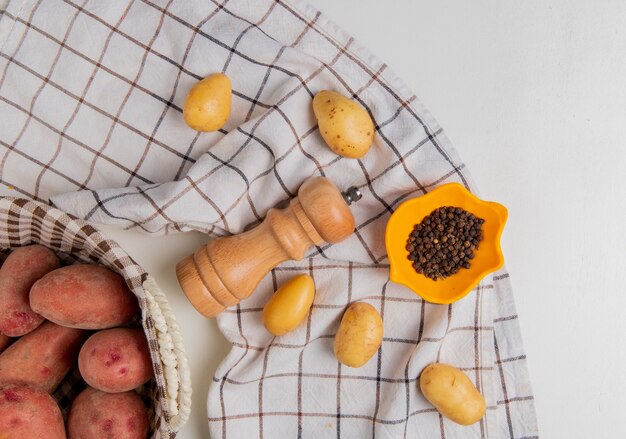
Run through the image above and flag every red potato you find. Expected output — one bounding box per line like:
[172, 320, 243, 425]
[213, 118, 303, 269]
[67, 387, 149, 439]
[0, 245, 60, 336]
[0, 334, 13, 354]
[0, 384, 65, 439]
[79, 328, 153, 393]
[0, 321, 85, 393]
[30, 264, 138, 329]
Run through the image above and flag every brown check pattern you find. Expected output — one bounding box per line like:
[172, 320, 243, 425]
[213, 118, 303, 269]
[0, 0, 537, 437]
[0, 197, 185, 439]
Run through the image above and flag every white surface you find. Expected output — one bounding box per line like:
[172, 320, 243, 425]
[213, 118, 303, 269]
[102, 1, 626, 437]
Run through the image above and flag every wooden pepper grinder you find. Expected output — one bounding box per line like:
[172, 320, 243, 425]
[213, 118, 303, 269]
[176, 177, 362, 317]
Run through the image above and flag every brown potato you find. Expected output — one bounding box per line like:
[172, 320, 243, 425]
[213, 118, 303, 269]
[419, 363, 486, 425]
[67, 387, 149, 439]
[333, 302, 383, 368]
[0, 321, 86, 393]
[79, 328, 153, 393]
[313, 90, 374, 158]
[30, 264, 138, 329]
[0, 245, 59, 336]
[0, 384, 65, 438]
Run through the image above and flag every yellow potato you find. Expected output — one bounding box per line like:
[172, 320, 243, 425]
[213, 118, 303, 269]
[183, 73, 231, 131]
[312, 90, 374, 158]
[419, 363, 486, 425]
[263, 274, 315, 336]
[333, 302, 383, 367]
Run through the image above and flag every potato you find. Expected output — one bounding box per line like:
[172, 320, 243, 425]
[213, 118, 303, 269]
[263, 274, 315, 336]
[183, 72, 232, 131]
[30, 264, 138, 329]
[0, 334, 13, 354]
[79, 328, 152, 393]
[0, 384, 65, 438]
[67, 387, 149, 439]
[419, 363, 486, 425]
[0, 321, 85, 393]
[0, 245, 59, 336]
[333, 302, 383, 368]
[312, 90, 375, 158]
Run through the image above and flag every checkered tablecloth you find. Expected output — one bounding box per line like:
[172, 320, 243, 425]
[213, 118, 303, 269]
[0, 0, 538, 437]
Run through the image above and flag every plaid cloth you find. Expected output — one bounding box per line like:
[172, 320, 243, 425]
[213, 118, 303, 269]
[0, 197, 188, 439]
[0, 0, 538, 438]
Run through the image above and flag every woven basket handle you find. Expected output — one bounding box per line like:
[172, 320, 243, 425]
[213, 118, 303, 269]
[143, 276, 192, 432]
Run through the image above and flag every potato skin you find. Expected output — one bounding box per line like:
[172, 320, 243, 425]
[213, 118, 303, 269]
[263, 274, 315, 336]
[183, 73, 232, 131]
[0, 384, 66, 439]
[30, 264, 138, 329]
[67, 387, 149, 439]
[0, 245, 59, 336]
[313, 90, 374, 158]
[419, 363, 486, 425]
[0, 321, 86, 393]
[333, 302, 383, 368]
[79, 328, 153, 393]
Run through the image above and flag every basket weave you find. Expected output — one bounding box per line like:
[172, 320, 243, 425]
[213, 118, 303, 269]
[0, 197, 191, 438]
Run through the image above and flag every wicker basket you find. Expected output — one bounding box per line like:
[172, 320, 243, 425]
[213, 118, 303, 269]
[0, 197, 191, 438]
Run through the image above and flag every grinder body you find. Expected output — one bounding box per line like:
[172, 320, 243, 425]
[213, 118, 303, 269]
[176, 177, 357, 317]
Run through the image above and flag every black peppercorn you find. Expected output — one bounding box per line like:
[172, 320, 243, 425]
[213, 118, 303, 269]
[405, 206, 484, 281]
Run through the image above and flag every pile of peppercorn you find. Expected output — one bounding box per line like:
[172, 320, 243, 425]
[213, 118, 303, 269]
[406, 206, 484, 281]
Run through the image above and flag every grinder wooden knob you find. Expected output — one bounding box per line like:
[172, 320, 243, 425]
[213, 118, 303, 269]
[176, 177, 361, 317]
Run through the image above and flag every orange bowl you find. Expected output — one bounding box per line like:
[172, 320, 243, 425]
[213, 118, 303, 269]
[385, 183, 507, 304]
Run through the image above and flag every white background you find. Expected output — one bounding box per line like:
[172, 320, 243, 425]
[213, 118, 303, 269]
[101, 1, 626, 438]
